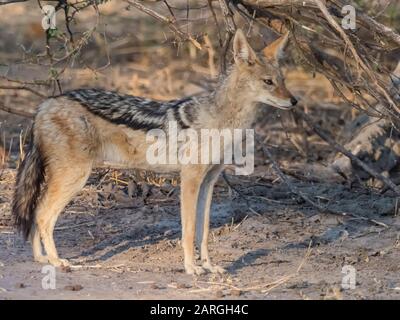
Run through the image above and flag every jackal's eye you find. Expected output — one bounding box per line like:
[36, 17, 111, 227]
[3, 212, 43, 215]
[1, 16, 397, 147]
[263, 79, 274, 85]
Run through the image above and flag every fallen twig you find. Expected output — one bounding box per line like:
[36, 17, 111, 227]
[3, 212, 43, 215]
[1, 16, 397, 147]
[257, 135, 335, 213]
[194, 240, 313, 294]
[256, 134, 390, 228]
[54, 221, 95, 231]
[222, 171, 261, 216]
[296, 108, 400, 196]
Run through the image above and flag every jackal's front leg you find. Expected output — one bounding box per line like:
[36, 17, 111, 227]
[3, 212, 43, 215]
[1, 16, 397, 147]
[180, 165, 207, 275]
[197, 166, 225, 274]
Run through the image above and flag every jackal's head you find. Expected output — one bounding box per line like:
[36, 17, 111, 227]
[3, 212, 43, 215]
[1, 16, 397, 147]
[232, 29, 297, 110]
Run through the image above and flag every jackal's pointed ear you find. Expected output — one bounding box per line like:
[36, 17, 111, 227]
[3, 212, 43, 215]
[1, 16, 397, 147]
[263, 32, 290, 63]
[233, 29, 257, 66]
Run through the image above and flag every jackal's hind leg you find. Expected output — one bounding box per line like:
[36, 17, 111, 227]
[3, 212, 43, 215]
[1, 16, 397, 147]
[35, 163, 91, 267]
[30, 223, 48, 263]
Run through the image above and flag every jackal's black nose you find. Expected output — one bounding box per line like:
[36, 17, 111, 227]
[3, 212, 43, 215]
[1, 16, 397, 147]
[291, 97, 298, 106]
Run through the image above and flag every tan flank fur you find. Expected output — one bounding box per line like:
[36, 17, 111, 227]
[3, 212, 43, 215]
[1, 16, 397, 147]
[12, 29, 297, 275]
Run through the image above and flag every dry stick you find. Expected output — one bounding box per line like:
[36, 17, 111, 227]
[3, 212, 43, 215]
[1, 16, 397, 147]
[0, 0, 28, 4]
[256, 135, 389, 228]
[219, 32, 233, 74]
[0, 102, 34, 118]
[240, 0, 400, 116]
[357, 9, 400, 46]
[314, 0, 400, 114]
[222, 171, 261, 216]
[242, 0, 317, 7]
[218, 0, 236, 34]
[203, 35, 217, 77]
[242, 0, 400, 49]
[314, 0, 364, 77]
[217, 0, 236, 74]
[256, 135, 332, 213]
[194, 240, 313, 294]
[125, 0, 202, 50]
[207, 0, 223, 47]
[0, 86, 46, 98]
[296, 109, 400, 196]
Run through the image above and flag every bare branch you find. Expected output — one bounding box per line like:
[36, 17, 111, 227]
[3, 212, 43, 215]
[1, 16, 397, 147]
[0, 102, 34, 118]
[257, 134, 391, 227]
[0, 85, 47, 98]
[296, 108, 400, 196]
[242, 0, 317, 9]
[218, 0, 236, 34]
[358, 10, 400, 46]
[125, 0, 202, 49]
[313, 0, 400, 115]
[0, 0, 28, 5]
[257, 135, 330, 213]
[236, 0, 400, 127]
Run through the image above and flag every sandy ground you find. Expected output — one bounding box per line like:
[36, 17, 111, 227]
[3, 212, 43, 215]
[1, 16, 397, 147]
[1, 1, 400, 301]
[1, 167, 400, 300]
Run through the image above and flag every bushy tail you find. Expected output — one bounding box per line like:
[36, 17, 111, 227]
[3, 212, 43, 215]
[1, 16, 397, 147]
[12, 134, 45, 239]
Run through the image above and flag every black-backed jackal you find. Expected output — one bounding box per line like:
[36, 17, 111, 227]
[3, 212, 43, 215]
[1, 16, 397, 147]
[12, 29, 297, 275]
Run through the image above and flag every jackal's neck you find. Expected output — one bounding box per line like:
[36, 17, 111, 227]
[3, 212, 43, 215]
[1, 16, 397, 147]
[210, 69, 258, 128]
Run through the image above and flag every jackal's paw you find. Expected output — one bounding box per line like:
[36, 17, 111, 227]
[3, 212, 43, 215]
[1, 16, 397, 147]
[185, 264, 206, 276]
[202, 262, 226, 274]
[48, 258, 71, 268]
[34, 255, 49, 264]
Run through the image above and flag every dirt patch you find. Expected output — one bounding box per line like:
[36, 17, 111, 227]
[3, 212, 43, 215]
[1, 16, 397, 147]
[1, 168, 400, 300]
[1, 2, 400, 300]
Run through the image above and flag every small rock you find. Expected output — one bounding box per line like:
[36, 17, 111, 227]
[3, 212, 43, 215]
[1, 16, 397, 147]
[15, 283, 26, 289]
[288, 281, 309, 289]
[141, 183, 150, 197]
[177, 283, 191, 289]
[160, 182, 173, 192]
[215, 290, 224, 298]
[309, 214, 321, 223]
[230, 289, 242, 297]
[150, 283, 159, 289]
[164, 229, 173, 236]
[61, 265, 72, 273]
[127, 180, 138, 198]
[64, 284, 83, 291]
[150, 283, 166, 290]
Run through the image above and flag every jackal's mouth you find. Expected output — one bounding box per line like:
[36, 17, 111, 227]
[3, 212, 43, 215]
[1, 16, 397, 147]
[266, 96, 298, 110]
[265, 102, 294, 110]
[261, 98, 297, 110]
[274, 104, 295, 110]
[269, 98, 298, 110]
